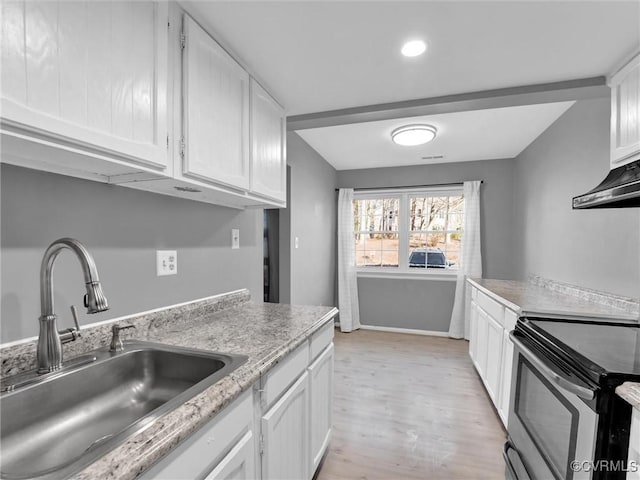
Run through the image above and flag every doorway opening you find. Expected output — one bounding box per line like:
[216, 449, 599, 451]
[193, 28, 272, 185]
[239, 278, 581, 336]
[263, 209, 280, 303]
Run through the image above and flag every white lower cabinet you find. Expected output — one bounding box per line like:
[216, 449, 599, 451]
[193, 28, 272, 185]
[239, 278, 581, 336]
[484, 311, 504, 402]
[205, 431, 255, 480]
[141, 322, 335, 480]
[467, 281, 517, 428]
[261, 372, 310, 480]
[308, 344, 334, 474]
[628, 408, 640, 480]
[140, 389, 255, 480]
[474, 305, 489, 378]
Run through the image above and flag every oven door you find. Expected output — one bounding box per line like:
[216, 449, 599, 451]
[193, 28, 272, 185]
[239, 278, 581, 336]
[507, 332, 599, 480]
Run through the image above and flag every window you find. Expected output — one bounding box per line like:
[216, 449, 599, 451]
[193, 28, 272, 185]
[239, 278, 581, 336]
[353, 188, 464, 274]
[354, 197, 400, 267]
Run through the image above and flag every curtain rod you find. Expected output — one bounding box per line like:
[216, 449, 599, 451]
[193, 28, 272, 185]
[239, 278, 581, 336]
[334, 181, 483, 192]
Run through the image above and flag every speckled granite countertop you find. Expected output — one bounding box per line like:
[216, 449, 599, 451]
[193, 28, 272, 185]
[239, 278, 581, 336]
[616, 382, 640, 410]
[468, 277, 639, 321]
[0, 289, 338, 480]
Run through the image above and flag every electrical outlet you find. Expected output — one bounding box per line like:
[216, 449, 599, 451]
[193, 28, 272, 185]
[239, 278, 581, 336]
[157, 250, 177, 276]
[232, 229, 240, 249]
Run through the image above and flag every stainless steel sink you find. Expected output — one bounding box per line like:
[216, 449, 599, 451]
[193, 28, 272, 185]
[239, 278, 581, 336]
[0, 341, 247, 480]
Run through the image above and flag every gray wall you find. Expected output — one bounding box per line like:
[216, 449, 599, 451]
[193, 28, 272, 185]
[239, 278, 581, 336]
[1, 164, 263, 343]
[281, 133, 338, 307]
[337, 158, 516, 331]
[357, 277, 455, 331]
[512, 98, 640, 299]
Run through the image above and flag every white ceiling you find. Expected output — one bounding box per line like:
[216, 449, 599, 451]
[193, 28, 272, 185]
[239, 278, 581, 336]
[184, 1, 640, 169]
[296, 102, 575, 170]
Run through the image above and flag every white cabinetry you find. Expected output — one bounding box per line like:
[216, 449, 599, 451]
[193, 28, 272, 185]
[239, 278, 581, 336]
[609, 53, 640, 168]
[258, 321, 334, 480]
[205, 431, 255, 480]
[308, 344, 334, 473]
[1, 1, 169, 179]
[467, 282, 518, 428]
[484, 311, 504, 401]
[498, 309, 518, 425]
[1, 3, 287, 209]
[138, 319, 336, 480]
[261, 372, 310, 480]
[140, 389, 255, 480]
[628, 408, 640, 480]
[120, 10, 287, 209]
[250, 79, 286, 203]
[182, 15, 250, 191]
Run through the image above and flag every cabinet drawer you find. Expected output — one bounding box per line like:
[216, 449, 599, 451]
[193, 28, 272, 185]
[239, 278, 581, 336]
[310, 322, 334, 361]
[260, 341, 310, 409]
[504, 308, 518, 332]
[141, 389, 253, 480]
[477, 291, 505, 327]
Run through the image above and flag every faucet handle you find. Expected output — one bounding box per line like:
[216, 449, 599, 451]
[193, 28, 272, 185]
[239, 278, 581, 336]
[70, 305, 81, 335]
[58, 305, 82, 344]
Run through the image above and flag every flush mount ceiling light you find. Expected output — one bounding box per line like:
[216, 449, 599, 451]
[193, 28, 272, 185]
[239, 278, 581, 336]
[391, 124, 437, 146]
[401, 40, 427, 57]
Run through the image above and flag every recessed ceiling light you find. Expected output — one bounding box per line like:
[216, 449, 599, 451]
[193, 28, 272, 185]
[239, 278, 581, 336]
[391, 124, 437, 146]
[401, 40, 427, 57]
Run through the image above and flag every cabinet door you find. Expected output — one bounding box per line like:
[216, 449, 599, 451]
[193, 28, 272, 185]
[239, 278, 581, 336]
[0, 1, 168, 170]
[610, 53, 640, 167]
[250, 79, 286, 203]
[497, 329, 514, 427]
[628, 409, 640, 480]
[475, 307, 489, 377]
[204, 431, 255, 480]
[468, 299, 479, 364]
[484, 312, 504, 403]
[261, 371, 309, 480]
[182, 15, 250, 190]
[308, 344, 333, 477]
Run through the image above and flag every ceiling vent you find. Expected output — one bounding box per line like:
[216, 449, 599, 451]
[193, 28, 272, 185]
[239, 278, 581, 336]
[421, 155, 445, 160]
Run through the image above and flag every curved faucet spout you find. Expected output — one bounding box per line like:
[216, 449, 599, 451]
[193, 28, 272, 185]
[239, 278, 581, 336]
[40, 238, 109, 317]
[37, 238, 109, 374]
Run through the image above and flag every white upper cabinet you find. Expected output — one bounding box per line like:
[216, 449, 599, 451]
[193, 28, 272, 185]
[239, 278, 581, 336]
[609, 52, 640, 168]
[250, 79, 286, 203]
[1, 1, 169, 174]
[182, 14, 250, 191]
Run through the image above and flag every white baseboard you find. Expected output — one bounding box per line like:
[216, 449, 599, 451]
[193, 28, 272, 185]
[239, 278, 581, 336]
[359, 324, 450, 337]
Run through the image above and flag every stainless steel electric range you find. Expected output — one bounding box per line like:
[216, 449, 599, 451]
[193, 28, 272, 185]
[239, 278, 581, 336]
[504, 316, 640, 480]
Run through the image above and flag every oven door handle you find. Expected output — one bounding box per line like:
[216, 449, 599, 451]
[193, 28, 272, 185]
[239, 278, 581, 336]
[510, 332, 596, 401]
[503, 441, 532, 480]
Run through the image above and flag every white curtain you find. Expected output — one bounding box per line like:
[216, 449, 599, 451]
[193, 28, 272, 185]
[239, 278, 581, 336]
[448, 180, 482, 339]
[337, 188, 361, 332]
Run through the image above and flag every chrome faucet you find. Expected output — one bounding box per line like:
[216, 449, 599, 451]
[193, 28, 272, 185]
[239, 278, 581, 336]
[37, 238, 109, 374]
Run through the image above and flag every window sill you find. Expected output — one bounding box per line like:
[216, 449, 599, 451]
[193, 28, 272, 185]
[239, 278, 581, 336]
[356, 269, 458, 281]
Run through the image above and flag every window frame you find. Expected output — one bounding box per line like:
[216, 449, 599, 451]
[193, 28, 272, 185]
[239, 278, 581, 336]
[353, 186, 463, 279]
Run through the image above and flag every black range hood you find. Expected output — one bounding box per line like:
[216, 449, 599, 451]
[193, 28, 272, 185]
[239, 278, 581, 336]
[573, 158, 640, 209]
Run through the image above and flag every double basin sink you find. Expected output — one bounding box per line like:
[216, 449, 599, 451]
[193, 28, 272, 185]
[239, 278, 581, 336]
[0, 341, 247, 479]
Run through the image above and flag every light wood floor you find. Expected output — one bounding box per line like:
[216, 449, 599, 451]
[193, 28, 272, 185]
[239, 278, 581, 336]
[316, 329, 507, 480]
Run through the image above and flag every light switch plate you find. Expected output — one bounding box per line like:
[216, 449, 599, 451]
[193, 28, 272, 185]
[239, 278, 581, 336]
[232, 229, 240, 249]
[157, 250, 177, 276]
